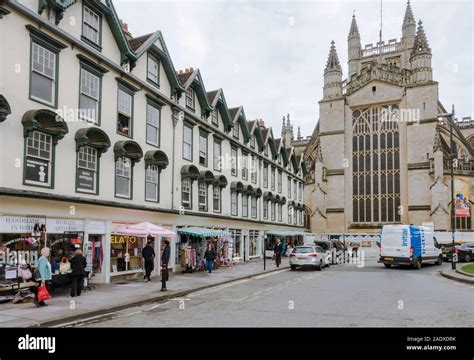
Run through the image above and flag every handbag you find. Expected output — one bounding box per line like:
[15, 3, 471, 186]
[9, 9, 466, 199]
[19, 268, 32, 281]
[37, 284, 51, 302]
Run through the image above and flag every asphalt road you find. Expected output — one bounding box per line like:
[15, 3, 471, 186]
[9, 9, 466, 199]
[82, 259, 473, 327]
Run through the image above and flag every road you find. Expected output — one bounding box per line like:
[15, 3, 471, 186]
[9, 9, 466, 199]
[81, 259, 473, 327]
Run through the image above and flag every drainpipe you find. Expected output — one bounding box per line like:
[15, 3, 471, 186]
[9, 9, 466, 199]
[171, 107, 181, 211]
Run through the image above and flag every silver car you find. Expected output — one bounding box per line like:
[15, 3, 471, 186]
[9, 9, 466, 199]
[289, 245, 326, 271]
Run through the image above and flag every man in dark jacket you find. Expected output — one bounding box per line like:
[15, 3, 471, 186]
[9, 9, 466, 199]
[161, 240, 171, 291]
[204, 243, 217, 275]
[70, 249, 87, 297]
[142, 238, 156, 282]
[274, 239, 283, 267]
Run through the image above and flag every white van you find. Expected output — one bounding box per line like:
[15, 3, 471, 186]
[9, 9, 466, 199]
[379, 225, 443, 269]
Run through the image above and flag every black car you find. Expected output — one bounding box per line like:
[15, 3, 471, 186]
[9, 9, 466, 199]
[441, 242, 474, 262]
[455, 242, 474, 263]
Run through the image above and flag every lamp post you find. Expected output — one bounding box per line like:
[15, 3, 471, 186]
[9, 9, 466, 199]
[437, 105, 457, 270]
[263, 234, 267, 270]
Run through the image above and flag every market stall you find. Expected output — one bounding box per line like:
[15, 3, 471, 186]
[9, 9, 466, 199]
[176, 227, 233, 272]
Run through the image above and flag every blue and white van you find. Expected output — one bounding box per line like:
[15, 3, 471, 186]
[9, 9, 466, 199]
[379, 225, 443, 269]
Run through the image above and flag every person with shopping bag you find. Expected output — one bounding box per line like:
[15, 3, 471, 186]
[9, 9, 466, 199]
[32, 247, 52, 307]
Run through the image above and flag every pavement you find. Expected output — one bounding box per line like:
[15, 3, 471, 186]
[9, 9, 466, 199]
[0, 258, 289, 327]
[83, 258, 474, 328]
[440, 266, 474, 285]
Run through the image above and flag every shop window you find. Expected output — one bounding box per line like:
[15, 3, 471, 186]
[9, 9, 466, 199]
[249, 230, 259, 257]
[115, 157, 132, 198]
[25, 131, 53, 187]
[76, 145, 98, 194]
[198, 181, 208, 211]
[117, 87, 133, 137]
[213, 186, 221, 213]
[231, 191, 238, 215]
[110, 234, 144, 273]
[146, 102, 160, 147]
[145, 165, 160, 202]
[182, 178, 192, 209]
[30, 42, 57, 107]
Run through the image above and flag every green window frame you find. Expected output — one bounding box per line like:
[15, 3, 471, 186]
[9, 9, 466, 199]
[183, 122, 193, 161]
[199, 130, 208, 167]
[231, 190, 238, 216]
[185, 87, 195, 110]
[213, 186, 222, 213]
[116, 81, 136, 138]
[23, 130, 55, 189]
[78, 56, 107, 125]
[76, 145, 99, 195]
[181, 177, 192, 209]
[146, 101, 161, 147]
[145, 164, 160, 203]
[115, 156, 133, 199]
[146, 52, 160, 87]
[213, 138, 222, 172]
[231, 147, 238, 176]
[81, 4, 102, 51]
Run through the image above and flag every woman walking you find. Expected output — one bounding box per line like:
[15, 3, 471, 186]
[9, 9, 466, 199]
[204, 243, 216, 275]
[32, 247, 52, 307]
[70, 249, 87, 297]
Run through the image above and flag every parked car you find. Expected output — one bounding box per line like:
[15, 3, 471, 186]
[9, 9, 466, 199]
[313, 240, 334, 265]
[379, 225, 443, 269]
[290, 245, 326, 271]
[440, 242, 464, 262]
[442, 242, 474, 263]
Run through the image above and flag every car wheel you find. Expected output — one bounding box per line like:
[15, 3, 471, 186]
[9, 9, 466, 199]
[436, 255, 443, 265]
[464, 254, 471, 263]
[413, 258, 421, 270]
[384, 263, 391, 269]
[290, 265, 296, 271]
[316, 261, 323, 271]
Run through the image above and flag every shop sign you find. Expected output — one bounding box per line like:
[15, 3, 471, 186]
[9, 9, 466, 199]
[87, 221, 106, 234]
[46, 219, 85, 233]
[25, 157, 49, 184]
[110, 235, 137, 244]
[77, 168, 95, 192]
[0, 216, 45, 233]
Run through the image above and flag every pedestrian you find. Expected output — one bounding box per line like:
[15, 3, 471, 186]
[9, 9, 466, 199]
[161, 240, 171, 292]
[204, 243, 216, 275]
[274, 239, 282, 267]
[70, 249, 87, 297]
[32, 247, 52, 307]
[142, 237, 155, 282]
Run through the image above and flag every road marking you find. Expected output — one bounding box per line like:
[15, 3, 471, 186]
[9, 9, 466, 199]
[191, 279, 251, 297]
[147, 301, 170, 310]
[117, 310, 143, 318]
[252, 269, 289, 279]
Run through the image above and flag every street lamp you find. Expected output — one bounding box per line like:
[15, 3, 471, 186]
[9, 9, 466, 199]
[437, 105, 457, 270]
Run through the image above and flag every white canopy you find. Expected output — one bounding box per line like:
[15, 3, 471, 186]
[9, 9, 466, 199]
[113, 222, 175, 237]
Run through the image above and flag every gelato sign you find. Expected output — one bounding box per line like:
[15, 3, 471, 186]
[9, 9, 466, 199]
[0, 216, 45, 233]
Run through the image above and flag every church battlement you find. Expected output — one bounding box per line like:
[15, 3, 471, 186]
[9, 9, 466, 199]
[362, 39, 400, 57]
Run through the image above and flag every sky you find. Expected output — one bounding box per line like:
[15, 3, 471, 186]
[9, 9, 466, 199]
[114, 0, 473, 139]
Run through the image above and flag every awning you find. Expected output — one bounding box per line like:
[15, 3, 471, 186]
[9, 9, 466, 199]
[177, 227, 233, 238]
[230, 181, 244, 193]
[0, 95, 11, 122]
[266, 230, 309, 237]
[181, 165, 200, 180]
[75, 127, 111, 155]
[113, 140, 143, 164]
[113, 222, 175, 237]
[213, 174, 228, 188]
[263, 191, 273, 201]
[22, 109, 68, 142]
[255, 188, 263, 198]
[280, 196, 287, 205]
[243, 184, 255, 196]
[274, 194, 281, 204]
[144, 150, 169, 169]
[199, 170, 215, 184]
[288, 200, 296, 208]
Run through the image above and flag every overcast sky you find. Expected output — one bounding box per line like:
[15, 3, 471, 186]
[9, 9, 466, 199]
[115, 0, 473, 138]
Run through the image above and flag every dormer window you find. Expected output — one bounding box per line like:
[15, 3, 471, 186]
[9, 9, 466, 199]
[233, 123, 239, 139]
[186, 88, 194, 109]
[211, 109, 218, 126]
[147, 54, 159, 86]
[250, 136, 255, 148]
[264, 145, 268, 156]
[82, 6, 101, 49]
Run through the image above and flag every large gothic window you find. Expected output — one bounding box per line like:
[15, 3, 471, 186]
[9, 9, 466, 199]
[352, 105, 401, 223]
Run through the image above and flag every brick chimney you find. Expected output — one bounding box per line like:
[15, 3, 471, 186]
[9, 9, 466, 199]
[258, 119, 265, 127]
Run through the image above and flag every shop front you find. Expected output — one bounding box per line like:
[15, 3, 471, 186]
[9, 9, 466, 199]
[176, 227, 233, 272]
[265, 230, 308, 257]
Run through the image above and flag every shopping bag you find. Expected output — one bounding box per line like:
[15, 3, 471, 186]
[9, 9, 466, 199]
[37, 284, 51, 302]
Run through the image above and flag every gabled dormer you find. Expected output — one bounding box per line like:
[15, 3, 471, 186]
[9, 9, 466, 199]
[177, 68, 212, 119]
[262, 127, 277, 160]
[130, 30, 184, 98]
[229, 107, 250, 144]
[207, 89, 233, 132]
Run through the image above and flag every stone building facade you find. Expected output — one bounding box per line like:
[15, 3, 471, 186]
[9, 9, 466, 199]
[304, 1, 474, 237]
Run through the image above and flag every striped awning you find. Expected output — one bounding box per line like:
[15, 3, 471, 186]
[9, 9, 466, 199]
[177, 227, 233, 238]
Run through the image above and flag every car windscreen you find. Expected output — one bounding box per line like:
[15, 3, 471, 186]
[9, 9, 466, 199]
[294, 247, 314, 254]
